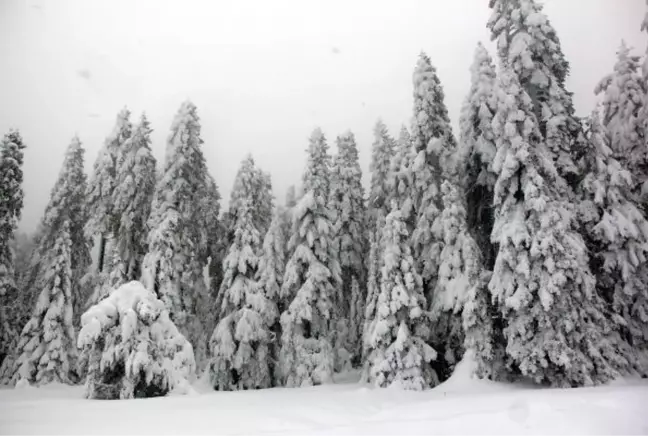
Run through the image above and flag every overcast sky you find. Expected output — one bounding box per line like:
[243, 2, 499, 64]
[0, 0, 646, 233]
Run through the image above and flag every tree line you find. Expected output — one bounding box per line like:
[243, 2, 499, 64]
[0, 0, 647, 392]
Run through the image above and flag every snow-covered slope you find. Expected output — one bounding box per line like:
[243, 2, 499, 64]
[1, 357, 647, 435]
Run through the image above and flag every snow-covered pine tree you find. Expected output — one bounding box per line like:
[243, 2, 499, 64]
[280, 128, 341, 387]
[363, 125, 414, 361]
[364, 203, 437, 390]
[0, 130, 26, 368]
[201, 176, 223, 350]
[64, 138, 92, 321]
[329, 131, 366, 367]
[409, 53, 457, 302]
[594, 42, 648, 204]
[488, 0, 585, 190]
[427, 181, 483, 379]
[579, 111, 648, 374]
[459, 42, 499, 270]
[489, 68, 620, 387]
[86, 108, 132, 275]
[111, 113, 157, 285]
[0, 130, 26, 296]
[368, 120, 395, 233]
[9, 220, 77, 386]
[78, 281, 195, 399]
[280, 185, 297, 260]
[362, 122, 396, 360]
[228, 159, 275, 242]
[256, 208, 287, 385]
[141, 101, 211, 371]
[209, 156, 276, 391]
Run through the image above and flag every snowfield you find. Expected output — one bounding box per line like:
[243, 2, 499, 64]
[1, 359, 647, 435]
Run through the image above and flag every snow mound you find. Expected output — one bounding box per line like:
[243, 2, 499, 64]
[434, 349, 505, 395]
[77, 281, 196, 400]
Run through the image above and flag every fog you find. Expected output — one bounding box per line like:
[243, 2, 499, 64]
[0, 0, 645, 233]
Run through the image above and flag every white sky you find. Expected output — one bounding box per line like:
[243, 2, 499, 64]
[1, 0, 646, 233]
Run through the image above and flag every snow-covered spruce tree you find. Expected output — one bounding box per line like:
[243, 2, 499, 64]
[489, 68, 620, 387]
[110, 113, 157, 285]
[361, 213, 384, 363]
[459, 42, 499, 270]
[141, 101, 211, 371]
[488, 0, 585, 190]
[364, 125, 414, 361]
[209, 156, 277, 391]
[256, 209, 287, 385]
[86, 108, 132, 275]
[280, 186, 297, 260]
[409, 53, 457, 301]
[0, 130, 26, 297]
[595, 42, 647, 203]
[200, 176, 223, 350]
[8, 221, 77, 386]
[0, 130, 26, 368]
[427, 181, 484, 380]
[279, 128, 341, 387]
[367, 120, 395, 233]
[329, 131, 366, 367]
[364, 203, 438, 390]
[228, 158, 274, 241]
[78, 281, 195, 399]
[579, 111, 648, 374]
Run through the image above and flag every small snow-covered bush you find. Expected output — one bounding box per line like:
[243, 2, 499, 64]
[77, 281, 195, 400]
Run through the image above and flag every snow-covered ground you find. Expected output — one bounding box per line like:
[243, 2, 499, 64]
[1, 358, 647, 435]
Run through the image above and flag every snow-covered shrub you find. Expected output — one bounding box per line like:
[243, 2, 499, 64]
[77, 281, 195, 399]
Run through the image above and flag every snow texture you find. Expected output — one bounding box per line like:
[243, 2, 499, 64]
[1, 366, 648, 434]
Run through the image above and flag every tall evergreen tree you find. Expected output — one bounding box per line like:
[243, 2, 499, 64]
[8, 222, 76, 386]
[202, 176, 223, 346]
[364, 125, 413, 360]
[363, 204, 438, 390]
[488, 0, 584, 189]
[0, 130, 25, 296]
[409, 53, 457, 301]
[329, 131, 366, 367]
[594, 42, 647, 203]
[57, 137, 91, 323]
[1, 137, 89, 385]
[86, 108, 132, 274]
[141, 100, 211, 370]
[489, 68, 619, 387]
[110, 113, 157, 285]
[459, 42, 498, 270]
[367, 120, 395, 232]
[429, 181, 483, 379]
[279, 128, 341, 387]
[0, 130, 26, 368]
[580, 111, 648, 374]
[209, 156, 276, 390]
[256, 209, 287, 385]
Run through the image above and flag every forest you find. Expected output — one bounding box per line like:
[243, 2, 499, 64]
[0, 0, 648, 400]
